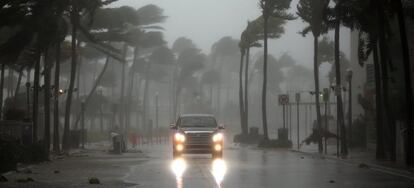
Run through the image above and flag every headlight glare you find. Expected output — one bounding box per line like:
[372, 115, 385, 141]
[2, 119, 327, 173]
[212, 133, 223, 142]
[174, 133, 186, 142]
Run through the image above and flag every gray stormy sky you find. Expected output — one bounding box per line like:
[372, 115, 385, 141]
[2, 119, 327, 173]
[109, 0, 351, 69]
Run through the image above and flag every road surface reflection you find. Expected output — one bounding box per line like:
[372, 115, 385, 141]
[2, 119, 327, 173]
[171, 158, 187, 188]
[170, 157, 227, 188]
[211, 159, 227, 186]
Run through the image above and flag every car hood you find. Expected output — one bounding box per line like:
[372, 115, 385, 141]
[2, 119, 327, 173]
[179, 127, 217, 134]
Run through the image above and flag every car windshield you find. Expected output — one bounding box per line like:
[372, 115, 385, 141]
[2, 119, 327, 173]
[179, 116, 217, 128]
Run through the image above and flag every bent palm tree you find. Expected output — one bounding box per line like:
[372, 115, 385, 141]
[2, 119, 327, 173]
[297, 0, 329, 153]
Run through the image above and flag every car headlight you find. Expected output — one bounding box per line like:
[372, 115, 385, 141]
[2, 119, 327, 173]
[174, 133, 186, 142]
[212, 133, 223, 142]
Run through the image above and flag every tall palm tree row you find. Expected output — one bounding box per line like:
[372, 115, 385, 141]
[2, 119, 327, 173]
[0, 1, 175, 152]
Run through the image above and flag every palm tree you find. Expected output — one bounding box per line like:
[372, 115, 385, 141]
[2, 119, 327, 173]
[326, 0, 356, 156]
[240, 20, 263, 137]
[353, 0, 386, 159]
[210, 37, 239, 117]
[201, 69, 221, 109]
[297, 0, 329, 153]
[174, 47, 206, 117]
[238, 39, 247, 136]
[171, 37, 198, 119]
[259, 0, 293, 141]
[0, 64, 5, 120]
[63, 1, 81, 150]
[393, 0, 413, 166]
[238, 19, 267, 137]
[63, 0, 120, 150]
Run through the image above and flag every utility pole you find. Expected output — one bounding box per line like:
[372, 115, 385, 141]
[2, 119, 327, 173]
[296, 93, 300, 149]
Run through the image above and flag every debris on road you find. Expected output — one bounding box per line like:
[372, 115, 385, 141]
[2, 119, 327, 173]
[16, 177, 34, 183]
[88, 177, 100, 184]
[358, 163, 369, 169]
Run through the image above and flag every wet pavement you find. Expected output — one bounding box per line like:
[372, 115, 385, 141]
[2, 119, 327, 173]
[125, 144, 414, 188]
[2, 143, 414, 188]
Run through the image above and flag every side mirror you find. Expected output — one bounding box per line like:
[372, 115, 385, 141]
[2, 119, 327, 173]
[170, 123, 177, 129]
[218, 124, 225, 130]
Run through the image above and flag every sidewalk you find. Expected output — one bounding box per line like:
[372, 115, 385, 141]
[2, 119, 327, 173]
[292, 144, 414, 180]
[0, 142, 149, 188]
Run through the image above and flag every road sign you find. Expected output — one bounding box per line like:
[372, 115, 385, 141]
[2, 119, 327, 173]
[279, 94, 289, 105]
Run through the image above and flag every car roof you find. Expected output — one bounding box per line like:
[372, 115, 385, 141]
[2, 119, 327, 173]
[179, 114, 215, 118]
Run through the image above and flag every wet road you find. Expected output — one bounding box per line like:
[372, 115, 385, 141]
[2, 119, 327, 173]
[124, 144, 414, 188]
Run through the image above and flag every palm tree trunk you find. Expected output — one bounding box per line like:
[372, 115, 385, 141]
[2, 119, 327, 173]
[395, 0, 413, 166]
[262, 17, 269, 141]
[8, 68, 13, 98]
[33, 54, 41, 144]
[53, 42, 61, 153]
[0, 64, 5, 120]
[120, 44, 127, 140]
[73, 56, 110, 128]
[74, 44, 81, 130]
[142, 62, 151, 133]
[126, 46, 139, 135]
[13, 68, 24, 102]
[244, 47, 250, 134]
[334, 21, 347, 156]
[135, 77, 142, 129]
[377, 2, 396, 160]
[314, 36, 323, 153]
[44, 49, 52, 152]
[63, 7, 79, 150]
[239, 50, 246, 136]
[372, 39, 386, 159]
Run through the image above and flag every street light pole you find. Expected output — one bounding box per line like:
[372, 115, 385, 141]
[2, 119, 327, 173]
[155, 92, 159, 143]
[81, 102, 85, 149]
[347, 69, 353, 149]
[296, 93, 300, 149]
[323, 88, 329, 155]
[289, 101, 292, 140]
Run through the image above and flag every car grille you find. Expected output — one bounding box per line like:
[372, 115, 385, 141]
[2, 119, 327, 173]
[185, 132, 212, 145]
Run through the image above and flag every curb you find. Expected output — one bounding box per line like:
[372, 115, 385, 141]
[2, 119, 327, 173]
[290, 149, 414, 180]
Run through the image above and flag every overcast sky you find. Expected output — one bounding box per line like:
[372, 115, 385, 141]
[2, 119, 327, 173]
[109, 0, 351, 69]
